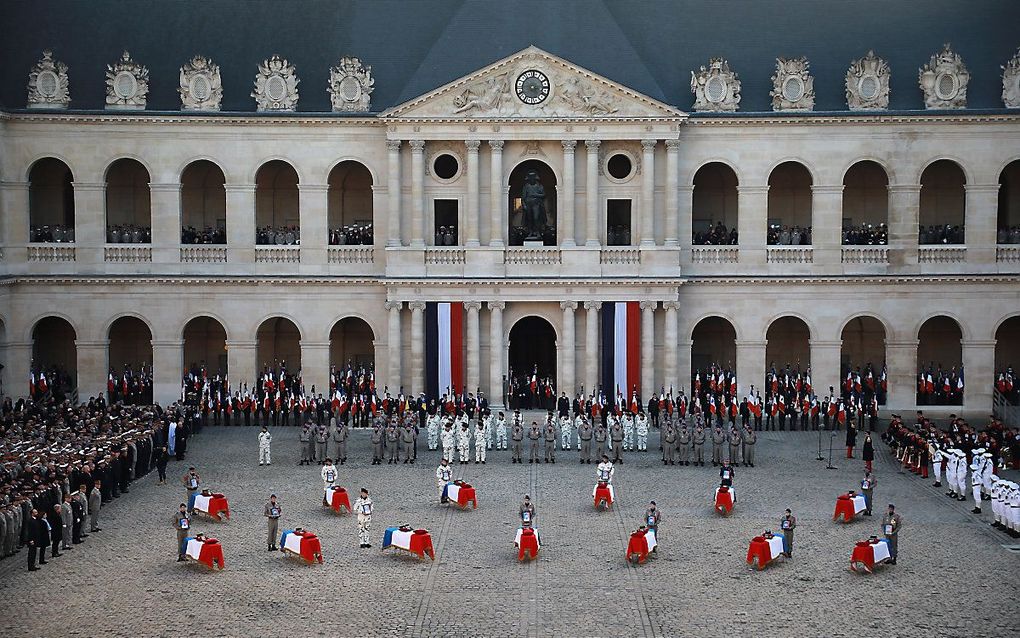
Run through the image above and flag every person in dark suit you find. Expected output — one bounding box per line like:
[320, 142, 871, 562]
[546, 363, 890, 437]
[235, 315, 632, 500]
[557, 392, 570, 418]
[155, 446, 169, 484]
[48, 504, 64, 558]
[27, 509, 46, 571]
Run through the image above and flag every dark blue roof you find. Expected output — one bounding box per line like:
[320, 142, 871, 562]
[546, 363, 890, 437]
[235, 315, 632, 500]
[1, 0, 1015, 113]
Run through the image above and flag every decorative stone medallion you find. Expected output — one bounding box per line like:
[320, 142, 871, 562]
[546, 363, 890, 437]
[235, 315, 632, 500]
[328, 56, 374, 112]
[105, 51, 149, 110]
[846, 50, 890, 111]
[179, 55, 223, 111]
[690, 58, 741, 112]
[27, 50, 70, 109]
[252, 55, 300, 111]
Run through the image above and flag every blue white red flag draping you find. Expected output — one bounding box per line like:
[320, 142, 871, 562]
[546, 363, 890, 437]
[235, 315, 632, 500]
[601, 302, 641, 404]
[425, 302, 465, 400]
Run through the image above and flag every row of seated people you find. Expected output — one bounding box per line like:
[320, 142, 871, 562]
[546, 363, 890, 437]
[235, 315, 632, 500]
[181, 226, 226, 244]
[919, 224, 964, 245]
[996, 226, 1020, 244]
[106, 225, 151, 244]
[842, 223, 888, 245]
[329, 224, 373, 246]
[256, 226, 300, 245]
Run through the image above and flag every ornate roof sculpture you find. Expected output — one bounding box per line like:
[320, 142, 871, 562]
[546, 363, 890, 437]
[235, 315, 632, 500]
[690, 58, 741, 112]
[26, 50, 70, 109]
[1002, 48, 1020, 109]
[252, 55, 300, 111]
[770, 57, 814, 111]
[105, 50, 149, 110]
[846, 50, 890, 111]
[179, 56, 223, 111]
[918, 43, 969, 109]
[328, 56, 374, 112]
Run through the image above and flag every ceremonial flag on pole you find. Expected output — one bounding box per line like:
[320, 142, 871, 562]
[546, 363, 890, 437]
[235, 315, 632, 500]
[424, 302, 465, 400]
[600, 302, 640, 401]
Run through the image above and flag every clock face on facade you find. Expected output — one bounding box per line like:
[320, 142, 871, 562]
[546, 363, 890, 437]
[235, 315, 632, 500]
[515, 69, 550, 105]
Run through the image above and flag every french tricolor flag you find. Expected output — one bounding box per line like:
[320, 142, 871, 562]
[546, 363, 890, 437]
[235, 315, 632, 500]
[425, 302, 465, 400]
[601, 302, 641, 400]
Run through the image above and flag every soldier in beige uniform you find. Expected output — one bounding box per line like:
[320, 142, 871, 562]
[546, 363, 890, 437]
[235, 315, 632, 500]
[174, 504, 191, 561]
[264, 495, 281, 551]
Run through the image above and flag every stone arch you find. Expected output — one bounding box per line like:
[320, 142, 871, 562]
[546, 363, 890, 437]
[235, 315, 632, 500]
[32, 316, 78, 384]
[997, 159, 1020, 237]
[690, 315, 737, 373]
[916, 315, 964, 405]
[842, 160, 889, 244]
[993, 314, 1020, 382]
[692, 162, 739, 245]
[249, 156, 305, 184]
[28, 156, 75, 243]
[840, 315, 888, 403]
[840, 156, 897, 186]
[255, 159, 300, 240]
[175, 155, 235, 185]
[765, 315, 812, 372]
[105, 157, 152, 242]
[915, 155, 973, 186]
[507, 158, 558, 246]
[326, 156, 380, 185]
[182, 315, 229, 376]
[919, 159, 966, 243]
[767, 161, 813, 245]
[507, 315, 558, 398]
[180, 159, 227, 243]
[686, 157, 745, 187]
[256, 316, 302, 372]
[329, 316, 377, 373]
[107, 316, 153, 372]
[327, 160, 374, 245]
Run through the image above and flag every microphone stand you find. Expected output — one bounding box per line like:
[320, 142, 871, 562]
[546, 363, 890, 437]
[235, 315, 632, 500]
[826, 431, 837, 469]
[816, 425, 825, 461]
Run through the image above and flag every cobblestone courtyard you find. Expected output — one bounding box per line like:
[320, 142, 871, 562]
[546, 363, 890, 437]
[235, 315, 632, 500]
[1, 422, 1017, 638]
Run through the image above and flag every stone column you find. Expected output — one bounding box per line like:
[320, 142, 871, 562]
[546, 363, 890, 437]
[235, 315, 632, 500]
[560, 140, 577, 247]
[464, 140, 481, 247]
[225, 183, 256, 264]
[584, 301, 602, 392]
[7, 342, 32, 399]
[735, 340, 767, 397]
[640, 301, 656, 395]
[809, 339, 842, 400]
[888, 184, 920, 267]
[962, 340, 996, 414]
[737, 185, 768, 266]
[226, 340, 258, 390]
[0, 181, 29, 259]
[585, 140, 601, 247]
[560, 301, 577, 394]
[678, 184, 694, 262]
[71, 182, 106, 265]
[965, 184, 999, 265]
[386, 140, 402, 246]
[409, 140, 426, 248]
[299, 183, 329, 265]
[488, 301, 505, 404]
[665, 140, 681, 247]
[488, 140, 505, 247]
[300, 340, 331, 397]
[464, 301, 481, 394]
[639, 140, 656, 247]
[148, 182, 181, 264]
[385, 301, 402, 392]
[810, 184, 843, 265]
[75, 340, 109, 402]
[409, 302, 426, 392]
[151, 339, 183, 406]
[663, 302, 680, 388]
[885, 339, 918, 411]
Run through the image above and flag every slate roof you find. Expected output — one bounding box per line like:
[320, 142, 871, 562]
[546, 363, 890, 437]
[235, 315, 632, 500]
[0, 0, 1015, 114]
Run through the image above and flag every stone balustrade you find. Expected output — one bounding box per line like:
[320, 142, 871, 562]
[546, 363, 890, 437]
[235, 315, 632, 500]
[104, 245, 152, 263]
[327, 246, 375, 264]
[599, 247, 641, 265]
[767, 246, 813, 264]
[691, 246, 739, 264]
[918, 246, 967, 264]
[255, 246, 301, 263]
[424, 247, 466, 265]
[28, 245, 76, 262]
[505, 247, 562, 265]
[180, 246, 227, 263]
[841, 246, 889, 264]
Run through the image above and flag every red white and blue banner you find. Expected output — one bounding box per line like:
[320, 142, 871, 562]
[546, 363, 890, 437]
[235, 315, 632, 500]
[601, 302, 641, 405]
[425, 302, 465, 400]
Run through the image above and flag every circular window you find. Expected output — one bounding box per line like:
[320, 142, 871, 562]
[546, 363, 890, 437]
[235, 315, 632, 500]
[114, 71, 137, 99]
[433, 153, 459, 180]
[782, 76, 804, 102]
[859, 75, 879, 100]
[606, 153, 634, 181]
[190, 74, 211, 101]
[266, 75, 287, 102]
[338, 76, 362, 102]
[935, 72, 958, 100]
[37, 70, 58, 98]
[706, 75, 726, 103]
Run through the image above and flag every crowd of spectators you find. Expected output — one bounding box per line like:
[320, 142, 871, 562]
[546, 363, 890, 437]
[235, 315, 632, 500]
[434, 226, 459, 246]
[842, 223, 888, 245]
[918, 224, 964, 245]
[693, 222, 738, 245]
[256, 226, 300, 245]
[106, 225, 151, 244]
[181, 225, 226, 244]
[767, 224, 812, 245]
[29, 225, 75, 243]
[996, 226, 1020, 244]
[329, 223, 373, 246]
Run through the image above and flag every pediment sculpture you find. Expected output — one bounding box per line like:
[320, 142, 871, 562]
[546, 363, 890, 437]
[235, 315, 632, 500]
[106, 51, 149, 110]
[27, 50, 70, 109]
[328, 56, 375, 112]
[252, 55, 300, 111]
[690, 58, 741, 112]
[846, 50, 890, 111]
[1002, 48, 1020, 109]
[918, 44, 969, 109]
[179, 55, 223, 111]
[771, 57, 815, 111]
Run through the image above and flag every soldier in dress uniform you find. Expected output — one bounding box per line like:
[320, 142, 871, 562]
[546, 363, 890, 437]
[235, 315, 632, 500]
[264, 495, 281, 551]
[511, 418, 524, 463]
[711, 425, 725, 466]
[881, 503, 902, 564]
[386, 421, 401, 464]
[258, 425, 272, 466]
[353, 488, 373, 548]
[610, 417, 625, 464]
[635, 412, 649, 451]
[441, 421, 456, 463]
[578, 417, 593, 464]
[678, 424, 692, 466]
[495, 411, 509, 450]
[662, 423, 677, 465]
[645, 501, 661, 549]
[370, 423, 384, 465]
[315, 422, 329, 464]
[88, 481, 102, 532]
[333, 418, 349, 464]
[435, 459, 453, 503]
[174, 503, 191, 562]
[473, 420, 487, 464]
[780, 508, 796, 557]
[728, 427, 742, 465]
[544, 416, 557, 463]
[741, 424, 757, 467]
[692, 425, 706, 466]
[719, 460, 735, 488]
[594, 420, 608, 460]
[861, 471, 876, 516]
[402, 421, 417, 464]
[298, 422, 313, 466]
[183, 467, 200, 514]
[520, 494, 536, 529]
[457, 420, 472, 464]
[528, 421, 541, 464]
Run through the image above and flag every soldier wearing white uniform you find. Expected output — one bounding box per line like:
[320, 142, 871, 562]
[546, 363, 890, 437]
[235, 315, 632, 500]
[559, 415, 573, 450]
[635, 413, 649, 451]
[623, 414, 634, 451]
[944, 448, 959, 498]
[427, 413, 440, 450]
[457, 420, 472, 464]
[435, 459, 453, 503]
[1007, 482, 1020, 538]
[980, 452, 994, 502]
[495, 412, 509, 450]
[353, 488, 373, 548]
[970, 449, 987, 513]
[483, 412, 494, 450]
[930, 441, 944, 487]
[257, 426, 272, 466]
[596, 456, 615, 484]
[440, 422, 456, 463]
[990, 476, 1006, 530]
[474, 421, 487, 463]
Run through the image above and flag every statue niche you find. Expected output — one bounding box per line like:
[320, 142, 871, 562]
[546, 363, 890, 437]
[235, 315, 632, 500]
[508, 160, 557, 246]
